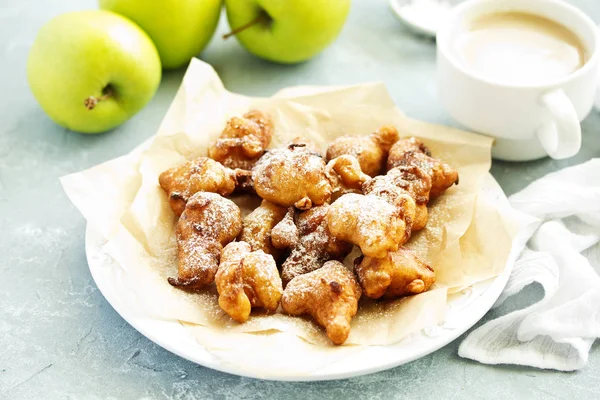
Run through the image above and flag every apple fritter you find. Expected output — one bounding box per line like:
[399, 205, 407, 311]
[159, 156, 249, 216]
[215, 241, 283, 323]
[252, 140, 332, 210]
[272, 205, 352, 286]
[208, 110, 273, 170]
[239, 200, 288, 259]
[363, 165, 432, 231]
[386, 137, 458, 199]
[288, 136, 324, 158]
[161, 114, 453, 344]
[386, 136, 430, 158]
[168, 192, 242, 290]
[326, 192, 415, 258]
[281, 261, 361, 345]
[355, 248, 436, 299]
[326, 125, 399, 177]
[326, 154, 371, 201]
[270, 207, 298, 250]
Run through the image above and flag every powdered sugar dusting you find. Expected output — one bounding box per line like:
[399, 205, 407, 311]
[327, 193, 405, 258]
[158, 157, 237, 215]
[252, 144, 332, 208]
[281, 261, 361, 344]
[208, 110, 274, 170]
[280, 206, 351, 285]
[173, 193, 242, 287]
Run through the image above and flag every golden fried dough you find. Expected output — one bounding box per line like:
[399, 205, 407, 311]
[270, 207, 298, 250]
[239, 200, 288, 259]
[168, 192, 242, 290]
[215, 241, 283, 323]
[326, 125, 399, 177]
[326, 155, 371, 201]
[386, 165, 433, 206]
[161, 114, 455, 343]
[386, 136, 430, 157]
[386, 165, 433, 230]
[355, 248, 435, 299]
[288, 136, 324, 157]
[273, 205, 352, 286]
[281, 261, 361, 345]
[252, 142, 332, 210]
[360, 175, 418, 235]
[363, 165, 431, 231]
[387, 137, 459, 198]
[327, 193, 414, 258]
[208, 110, 273, 170]
[159, 157, 245, 216]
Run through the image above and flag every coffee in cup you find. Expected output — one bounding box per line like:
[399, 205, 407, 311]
[437, 0, 600, 161]
[454, 11, 587, 86]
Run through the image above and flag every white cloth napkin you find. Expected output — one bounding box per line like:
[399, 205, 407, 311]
[459, 159, 600, 371]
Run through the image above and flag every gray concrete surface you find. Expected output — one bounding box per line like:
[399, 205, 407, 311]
[1, 0, 600, 398]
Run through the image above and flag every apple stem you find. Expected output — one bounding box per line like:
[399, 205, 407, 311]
[84, 86, 114, 110]
[222, 12, 270, 39]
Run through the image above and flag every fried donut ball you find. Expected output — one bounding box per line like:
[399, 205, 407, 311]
[168, 192, 242, 289]
[355, 248, 436, 299]
[215, 241, 283, 323]
[281, 261, 361, 345]
[159, 157, 248, 216]
[252, 142, 332, 210]
[386, 137, 459, 199]
[239, 200, 288, 259]
[208, 110, 273, 170]
[272, 205, 352, 286]
[326, 125, 400, 177]
[326, 193, 415, 258]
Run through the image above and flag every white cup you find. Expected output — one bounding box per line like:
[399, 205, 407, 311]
[436, 0, 600, 161]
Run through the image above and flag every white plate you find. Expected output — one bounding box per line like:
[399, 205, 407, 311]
[389, 0, 457, 38]
[86, 174, 521, 381]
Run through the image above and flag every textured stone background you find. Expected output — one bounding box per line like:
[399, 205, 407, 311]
[1, 0, 599, 398]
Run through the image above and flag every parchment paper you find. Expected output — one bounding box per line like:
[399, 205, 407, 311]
[61, 59, 517, 374]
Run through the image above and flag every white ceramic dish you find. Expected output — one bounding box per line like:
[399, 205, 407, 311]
[85, 174, 520, 381]
[389, 0, 457, 37]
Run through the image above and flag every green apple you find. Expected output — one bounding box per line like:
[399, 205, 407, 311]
[99, 0, 223, 69]
[27, 10, 161, 134]
[224, 0, 351, 63]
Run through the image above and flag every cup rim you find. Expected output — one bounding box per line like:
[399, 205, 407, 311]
[436, 0, 600, 89]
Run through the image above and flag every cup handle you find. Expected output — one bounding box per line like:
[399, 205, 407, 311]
[536, 89, 581, 159]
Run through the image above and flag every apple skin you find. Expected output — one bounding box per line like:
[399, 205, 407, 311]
[99, 0, 223, 69]
[27, 10, 161, 134]
[224, 0, 351, 64]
